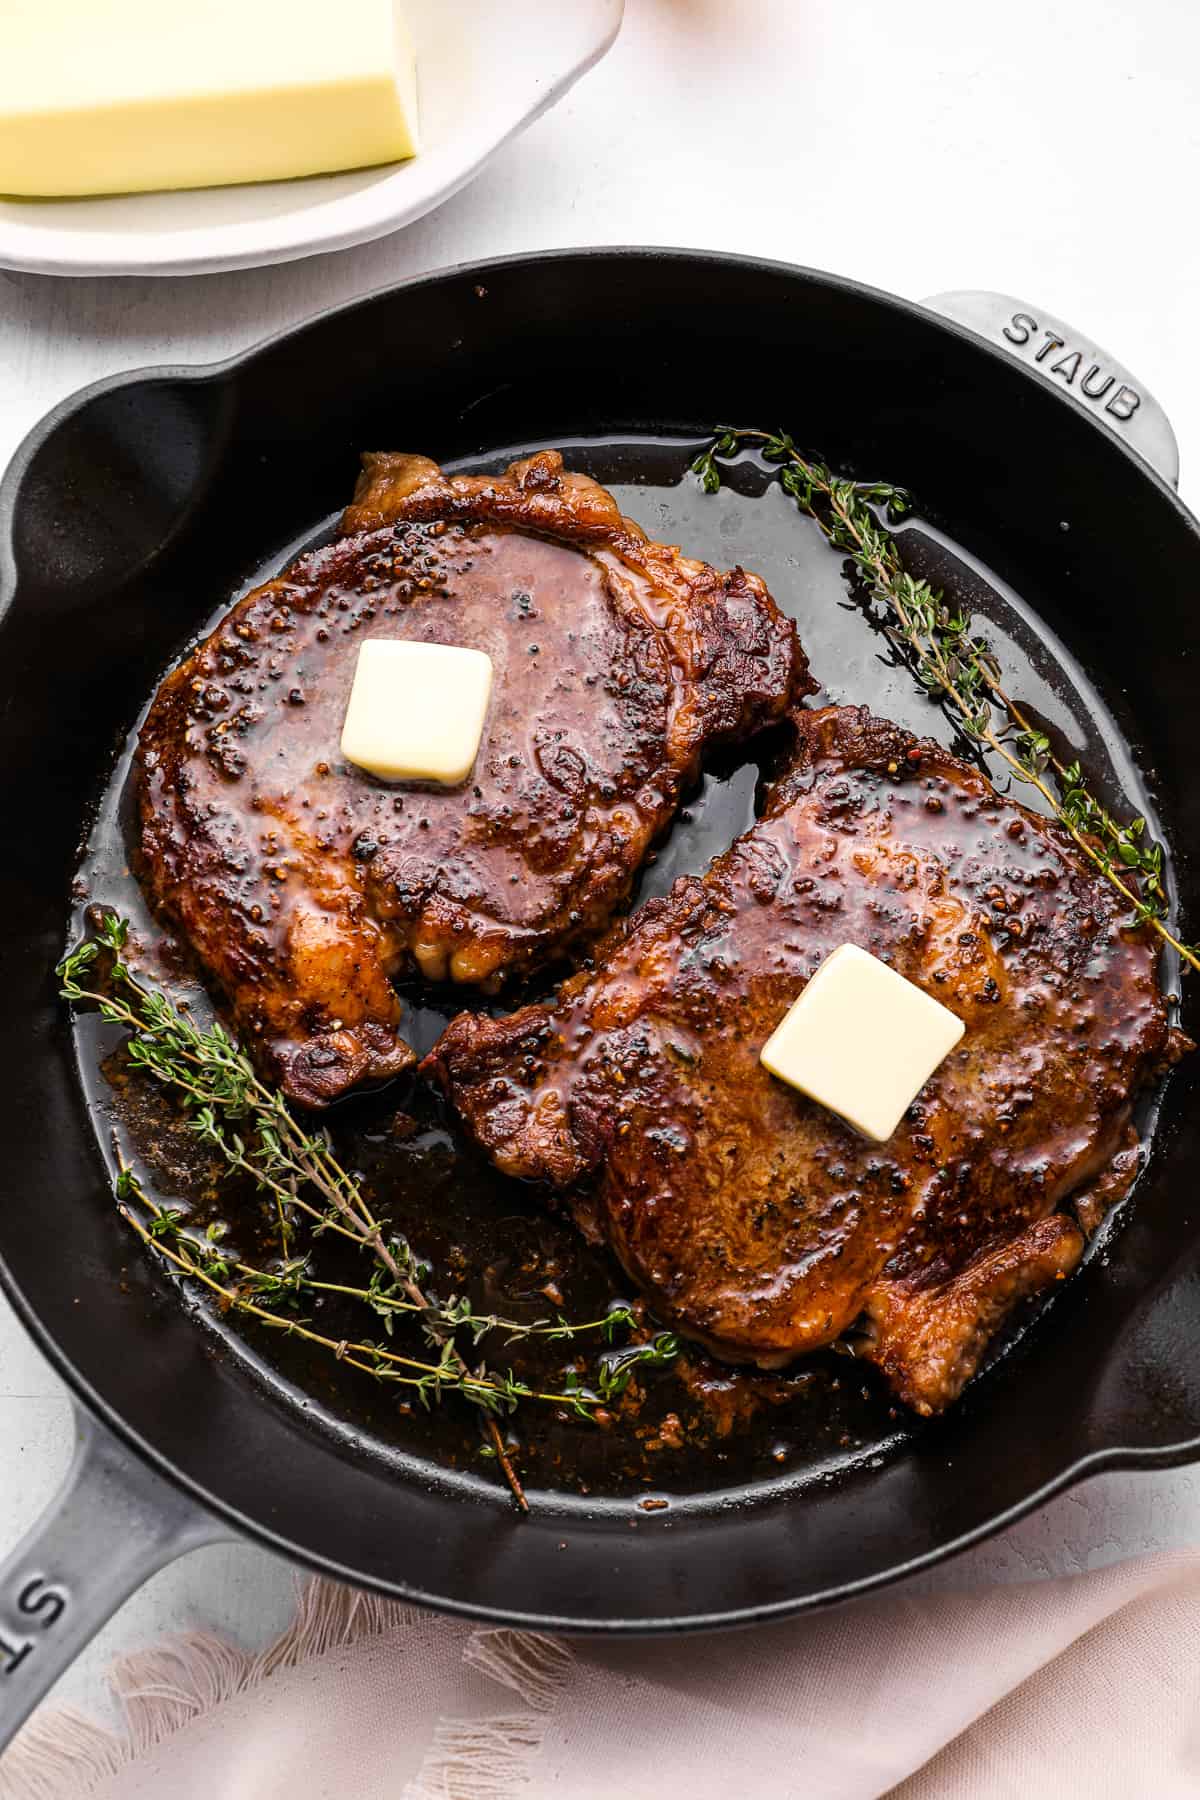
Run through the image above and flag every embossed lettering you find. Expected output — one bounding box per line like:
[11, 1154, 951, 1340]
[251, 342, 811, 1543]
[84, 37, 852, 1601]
[1003, 311, 1037, 346]
[1080, 364, 1114, 401]
[1106, 385, 1141, 421]
[18, 1577, 67, 1627]
[0, 1632, 33, 1676]
[1049, 350, 1082, 384]
[998, 321, 1142, 427]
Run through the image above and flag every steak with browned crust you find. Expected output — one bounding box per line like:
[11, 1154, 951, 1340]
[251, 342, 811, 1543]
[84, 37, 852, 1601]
[425, 706, 1184, 1415]
[137, 451, 809, 1106]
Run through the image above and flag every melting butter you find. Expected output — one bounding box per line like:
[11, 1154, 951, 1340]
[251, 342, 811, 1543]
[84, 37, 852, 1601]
[760, 943, 965, 1142]
[341, 638, 494, 787]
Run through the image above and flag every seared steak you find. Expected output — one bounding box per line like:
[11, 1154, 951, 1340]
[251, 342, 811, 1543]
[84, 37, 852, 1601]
[138, 452, 809, 1106]
[426, 706, 1184, 1415]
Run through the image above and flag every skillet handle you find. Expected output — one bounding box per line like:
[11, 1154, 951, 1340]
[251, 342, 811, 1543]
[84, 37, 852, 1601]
[0, 1402, 227, 1755]
[922, 290, 1180, 489]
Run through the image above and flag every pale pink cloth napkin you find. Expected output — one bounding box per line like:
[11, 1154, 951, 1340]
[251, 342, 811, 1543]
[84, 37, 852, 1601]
[2, 1552, 1197, 1800]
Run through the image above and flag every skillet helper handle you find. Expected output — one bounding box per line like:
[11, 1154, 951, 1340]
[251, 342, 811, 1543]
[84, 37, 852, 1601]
[0, 1403, 226, 1754]
[922, 290, 1180, 489]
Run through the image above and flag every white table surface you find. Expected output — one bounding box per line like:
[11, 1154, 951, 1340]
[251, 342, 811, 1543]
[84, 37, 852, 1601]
[3, 0, 1200, 1729]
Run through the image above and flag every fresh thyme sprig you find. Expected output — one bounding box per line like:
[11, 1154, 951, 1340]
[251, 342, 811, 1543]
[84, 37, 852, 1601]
[693, 429, 1197, 973]
[59, 920, 515, 1461]
[59, 918, 680, 1507]
[113, 1158, 597, 1420]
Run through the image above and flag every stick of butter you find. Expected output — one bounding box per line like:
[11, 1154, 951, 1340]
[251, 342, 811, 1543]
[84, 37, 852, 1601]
[0, 0, 418, 198]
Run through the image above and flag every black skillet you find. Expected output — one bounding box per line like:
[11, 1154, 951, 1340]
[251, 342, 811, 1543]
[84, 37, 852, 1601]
[1, 251, 1198, 1747]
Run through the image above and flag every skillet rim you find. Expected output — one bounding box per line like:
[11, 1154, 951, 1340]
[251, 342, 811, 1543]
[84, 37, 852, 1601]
[1, 244, 1198, 1633]
[3, 244, 1194, 605]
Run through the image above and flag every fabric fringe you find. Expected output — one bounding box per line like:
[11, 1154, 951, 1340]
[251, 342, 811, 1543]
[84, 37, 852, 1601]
[0, 1578, 436, 1800]
[404, 1628, 575, 1799]
[403, 1715, 551, 1800]
[463, 1629, 575, 1713]
[111, 1634, 254, 1758]
[250, 1574, 423, 1680]
[0, 1708, 125, 1800]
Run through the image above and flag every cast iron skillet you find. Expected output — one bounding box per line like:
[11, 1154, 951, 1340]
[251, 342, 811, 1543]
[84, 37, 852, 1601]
[1, 251, 1198, 1745]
